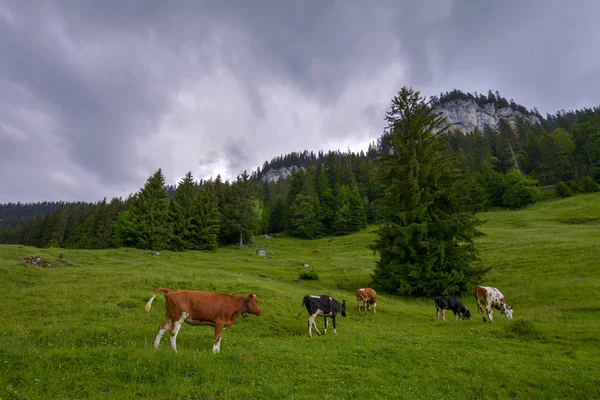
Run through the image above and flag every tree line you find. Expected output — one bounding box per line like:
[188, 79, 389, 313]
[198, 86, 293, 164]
[1, 91, 599, 250]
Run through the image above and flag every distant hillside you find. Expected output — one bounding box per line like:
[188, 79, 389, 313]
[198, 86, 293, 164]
[2, 88, 599, 237]
[0, 202, 70, 231]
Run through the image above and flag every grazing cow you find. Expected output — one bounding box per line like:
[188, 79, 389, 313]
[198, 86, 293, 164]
[434, 296, 471, 321]
[145, 288, 262, 353]
[356, 288, 377, 314]
[296, 295, 346, 337]
[473, 285, 513, 322]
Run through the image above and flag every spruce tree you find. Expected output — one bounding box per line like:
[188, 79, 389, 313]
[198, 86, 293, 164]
[289, 194, 323, 239]
[193, 183, 220, 250]
[371, 87, 486, 296]
[115, 169, 170, 250]
[167, 172, 198, 250]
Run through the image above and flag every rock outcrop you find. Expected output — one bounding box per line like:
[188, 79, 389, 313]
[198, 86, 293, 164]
[261, 166, 302, 182]
[434, 100, 541, 134]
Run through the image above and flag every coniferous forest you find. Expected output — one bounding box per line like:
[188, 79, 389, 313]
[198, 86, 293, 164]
[1, 89, 599, 251]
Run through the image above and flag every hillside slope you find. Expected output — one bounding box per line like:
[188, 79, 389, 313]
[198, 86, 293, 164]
[0, 193, 599, 399]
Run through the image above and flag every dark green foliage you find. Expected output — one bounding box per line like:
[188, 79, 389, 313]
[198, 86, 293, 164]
[332, 185, 366, 235]
[114, 169, 170, 250]
[0, 201, 65, 232]
[332, 204, 352, 235]
[539, 129, 576, 184]
[268, 195, 286, 233]
[218, 171, 262, 245]
[581, 176, 599, 193]
[555, 181, 573, 198]
[193, 182, 221, 250]
[167, 172, 198, 251]
[501, 170, 541, 209]
[298, 266, 319, 280]
[289, 194, 323, 239]
[371, 87, 486, 296]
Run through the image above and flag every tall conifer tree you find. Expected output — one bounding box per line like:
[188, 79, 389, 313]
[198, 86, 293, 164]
[371, 87, 486, 296]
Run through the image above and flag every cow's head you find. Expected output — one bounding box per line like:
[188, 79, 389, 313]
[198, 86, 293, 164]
[246, 294, 263, 316]
[341, 300, 347, 317]
[501, 304, 513, 319]
[462, 309, 472, 320]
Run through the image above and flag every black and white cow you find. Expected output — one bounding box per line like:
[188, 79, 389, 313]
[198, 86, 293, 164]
[434, 296, 472, 321]
[296, 295, 346, 337]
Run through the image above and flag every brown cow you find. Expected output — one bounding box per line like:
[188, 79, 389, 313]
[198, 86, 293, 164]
[356, 288, 377, 314]
[145, 288, 262, 353]
[474, 285, 513, 322]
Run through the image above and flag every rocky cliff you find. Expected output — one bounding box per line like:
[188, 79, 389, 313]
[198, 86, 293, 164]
[261, 166, 300, 182]
[434, 99, 541, 134]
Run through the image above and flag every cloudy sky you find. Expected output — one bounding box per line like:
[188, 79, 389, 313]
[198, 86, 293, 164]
[1, 1, 599, 203]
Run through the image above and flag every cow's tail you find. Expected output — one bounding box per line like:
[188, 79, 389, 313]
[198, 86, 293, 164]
[296, 295, 308, 319]
[145, 288, 170, 316]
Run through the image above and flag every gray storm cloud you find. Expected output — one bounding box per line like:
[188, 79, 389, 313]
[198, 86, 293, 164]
[0, 0, 598, 202]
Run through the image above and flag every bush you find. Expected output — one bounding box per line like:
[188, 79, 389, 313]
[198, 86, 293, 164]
[581, 176, 599, 193]
[555, 181, 573, 198]
[299, 267, 319, 280]
[501, 170, 541, 209]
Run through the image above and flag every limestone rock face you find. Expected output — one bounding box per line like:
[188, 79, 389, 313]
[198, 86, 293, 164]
[434, 100, 540, 134]
[261, 166, 301, 182]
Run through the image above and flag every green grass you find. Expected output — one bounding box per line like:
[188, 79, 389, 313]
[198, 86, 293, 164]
[1, 193, 600, 399]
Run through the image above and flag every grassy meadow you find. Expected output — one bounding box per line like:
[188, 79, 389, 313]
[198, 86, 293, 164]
[1, 193, 599, 399]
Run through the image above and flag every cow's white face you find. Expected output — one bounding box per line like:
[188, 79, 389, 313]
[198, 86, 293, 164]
[502, 304, 513, 319]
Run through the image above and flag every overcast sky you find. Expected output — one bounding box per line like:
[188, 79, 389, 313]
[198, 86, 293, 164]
[1, 1, 599, 203]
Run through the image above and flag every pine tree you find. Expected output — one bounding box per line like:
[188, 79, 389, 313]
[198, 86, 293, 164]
[268, 195, 286, 233]
[193, 183, 220, 250]
[167, 172, 198, 251]
[371, 87, 486, 296]
[115, 169, 170, 250]
[289, 194, 323, 239]
[218, 171, 262, 245]
[347, 186, 367, 232]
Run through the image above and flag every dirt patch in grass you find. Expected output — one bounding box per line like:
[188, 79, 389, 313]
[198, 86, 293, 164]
[20, 255, 58, 268]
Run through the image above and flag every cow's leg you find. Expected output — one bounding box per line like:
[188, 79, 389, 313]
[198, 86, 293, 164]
[373, 301, 376, 314]
[170, 312, 189, 352]
[455, 311, 460, 321]
[332, 315, 338, 334]
[154, 319, 172, 349]
[323, 317, 329, 335]
[312, 311, 322, 336]
[477, 302, 486, 322]
[442, 309, 446, 321]
[308, 311, 321, 337]
[212, 323, 224, 353]
[486, 308, 493, 322]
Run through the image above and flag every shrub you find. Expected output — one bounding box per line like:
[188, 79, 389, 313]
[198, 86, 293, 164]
[555, 181, 573, 198]
[299, 267, 319, 280]
[581, 176, 599, 193]
[501, 170, 541, 209]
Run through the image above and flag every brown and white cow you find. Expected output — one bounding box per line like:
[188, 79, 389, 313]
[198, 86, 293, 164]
[473, 285, 513, 322]
[145, 288, 262, 353]
[356, 288, 377, 314]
